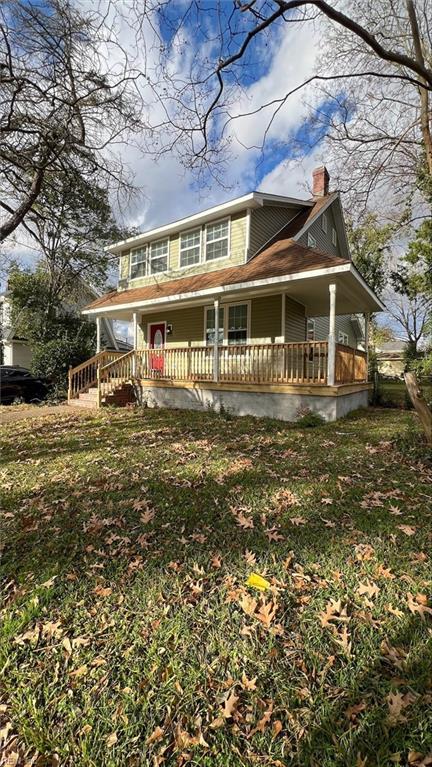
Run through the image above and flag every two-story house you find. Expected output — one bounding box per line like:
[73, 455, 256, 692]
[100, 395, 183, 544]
[73, 167, 384, 420]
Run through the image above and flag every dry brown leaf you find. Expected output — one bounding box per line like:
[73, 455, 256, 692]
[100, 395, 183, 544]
[146, 726, 164, 745]
[93, 585, 113, 598]
[397, 525, 416, 537]
[272, 719, 283, 737]
[407, 593, 432, 620]
[256, 600, 277, 628]
[222, 690, 239, 719]
[357, 581, 380, 600]
[106, 732, 118, 747]
[241, 673, 257, 691]
[69, 664, 88, 678]
[238, 593, 257, 617]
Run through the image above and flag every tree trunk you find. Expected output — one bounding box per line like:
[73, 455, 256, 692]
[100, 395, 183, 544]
[404, 371, 432, 444]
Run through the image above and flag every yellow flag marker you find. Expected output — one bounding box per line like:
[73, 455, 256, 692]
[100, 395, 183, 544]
[246, 573, 270, 591]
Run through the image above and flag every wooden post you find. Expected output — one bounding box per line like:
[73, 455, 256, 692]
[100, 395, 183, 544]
[68, 365, 72, 401]
[404, 371, 432, 444]
[96, 366, 102, 409]
[96, 316, 101, 354]
[364, 312, 369, 381]
[213, 297, 220, 383]
[327, 284, 336, 385]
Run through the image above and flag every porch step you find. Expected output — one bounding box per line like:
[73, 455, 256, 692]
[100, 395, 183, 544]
[68, 382, 136, 409]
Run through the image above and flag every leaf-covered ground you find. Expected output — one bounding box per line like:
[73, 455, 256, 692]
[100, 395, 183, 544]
[1, 407, 431, 767]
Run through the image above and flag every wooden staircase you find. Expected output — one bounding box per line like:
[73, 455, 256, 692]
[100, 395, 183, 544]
[68, 351, 137, 409]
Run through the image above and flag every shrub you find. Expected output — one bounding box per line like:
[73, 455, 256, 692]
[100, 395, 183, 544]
[31, 336, 94, 397]
[296, 408, 326, 427]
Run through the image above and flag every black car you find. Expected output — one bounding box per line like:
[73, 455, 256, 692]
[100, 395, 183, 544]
[0, 366, 49, 404]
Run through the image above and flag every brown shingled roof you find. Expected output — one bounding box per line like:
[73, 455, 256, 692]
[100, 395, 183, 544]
[85, 237, 349, 312]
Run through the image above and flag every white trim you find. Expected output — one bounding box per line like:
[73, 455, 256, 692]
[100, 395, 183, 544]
[245, 209, 251, 261]
[83, 262, 385, 316]
[204, 217, 230, 262]
[292, 191, 339, 243]
[105, 193, 313, 255]
[281, 293, 286, 342]
[327, 284, 337, 386]
[146, 320, 168, 348]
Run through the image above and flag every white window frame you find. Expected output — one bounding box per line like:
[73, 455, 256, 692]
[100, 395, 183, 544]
[179, 227, 202, 269]
[203, 300, 251, 345]
[148, 238, 169, 275]
[205, 217, 231, 262]
[306, 318, 315, 341]
[321, 213, 328, 234]
[307, 231, 317, 248]
[338, 330, 349, 345]
[332, 227, 337, 247]
[129, 245, 147, 281]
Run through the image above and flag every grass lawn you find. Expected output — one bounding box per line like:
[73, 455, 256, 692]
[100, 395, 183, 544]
[1, 406, 432, 767]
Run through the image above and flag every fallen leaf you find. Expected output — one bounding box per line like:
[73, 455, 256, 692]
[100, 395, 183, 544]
[357, 581, 380, 600]
[222, 690, 239, 719]
[397, 525, 416, 536]
[106, 731, 118, 747]
[241, 673, 257, 691]
[146, 726, 164, 745]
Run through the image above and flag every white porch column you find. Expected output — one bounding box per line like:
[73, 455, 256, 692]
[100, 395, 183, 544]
[364, 312, 370, 381]
[132, 312, 139, 376]
[96, 316, 101, 353]
[327, 283, 337, 385]
[213, 297, 220, 383]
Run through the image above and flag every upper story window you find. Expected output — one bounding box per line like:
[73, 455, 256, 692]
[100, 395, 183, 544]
[331, 227, 337, 247]
[205, 219, 229, 261]
[306, 318, 315, 341]
[307, 232, 317, 248]
[180, 229, 201, 268]
[149, 239, 168, 273]
[130, 247, 146, 280]
[321, 213, 328, 233]
[130, 239, 169, 279]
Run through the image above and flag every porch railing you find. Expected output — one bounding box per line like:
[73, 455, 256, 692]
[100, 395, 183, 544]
[335, 344, 368, 384]
[68, 341, 369, 405]
[68, 350, 124, 399]
[135, 341, 329, 385]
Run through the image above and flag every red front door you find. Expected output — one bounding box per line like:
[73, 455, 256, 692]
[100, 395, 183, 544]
[149, 323, 165, 372]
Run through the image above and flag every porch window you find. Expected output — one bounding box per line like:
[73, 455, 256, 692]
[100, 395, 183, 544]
[205, 306, 224, 345]
[180, 229, 201, 267]
[227, 304, 247, 345]
[149, 239, 168, 273]
[338, 330, 349, 345]
[130, 247, 147, 279]
[306, 318, 315, 340]
[205, 219, 229, 261]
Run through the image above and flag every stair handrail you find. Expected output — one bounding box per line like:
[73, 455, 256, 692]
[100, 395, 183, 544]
[68, 350, 124, 400]
[97, 350, 136, 406]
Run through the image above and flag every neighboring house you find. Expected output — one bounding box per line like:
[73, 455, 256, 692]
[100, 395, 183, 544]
[375, 339, 408, 377]
[73, 166, 384, 420]
[0, 284, 131, 368]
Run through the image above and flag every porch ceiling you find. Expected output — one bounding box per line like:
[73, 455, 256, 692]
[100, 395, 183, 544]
[89, 265, 383, 322]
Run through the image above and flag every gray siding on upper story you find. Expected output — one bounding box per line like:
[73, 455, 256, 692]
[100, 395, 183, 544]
[285, 296, 306, 342]
[249, 206, 296, 258]
[298, 202, 341, 257]
[310, 314, 362, 349]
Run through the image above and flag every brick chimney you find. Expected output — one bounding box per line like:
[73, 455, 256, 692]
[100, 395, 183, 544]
[312, 166, 330, 197]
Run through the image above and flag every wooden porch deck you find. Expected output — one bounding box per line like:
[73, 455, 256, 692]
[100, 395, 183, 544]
[68, 342, 368, 406]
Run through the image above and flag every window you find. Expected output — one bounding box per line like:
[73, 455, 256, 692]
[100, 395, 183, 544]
[307, 232, 317, 248]
[338, 331, 349, 345]
[205, 306, 224, 345]
[205, 219, 229, 261]
[321, 213, 328, 233]
[180, 229, 201, 267]
[227, 304, 248, 345]
[130, 247, 147, 279]
[149, 239, 168, 273]
[331, 227, 337, 247]
[306, 318, 315, 341]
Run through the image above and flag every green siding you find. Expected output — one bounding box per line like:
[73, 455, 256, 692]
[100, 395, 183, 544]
[298, 201, 341, 257]
[120, 211, 247, 292]
[285, 297, 306, 341]
[249, 206, 295, 257]
[250, 295, 282, 343]
[141, 306, 204, 347]
[311, 314, 361, 348]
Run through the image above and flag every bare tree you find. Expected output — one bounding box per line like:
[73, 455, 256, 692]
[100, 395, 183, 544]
[124, 0, 432, 212]
[0, 0, 144, 243]
[385, 289, 431, 352]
